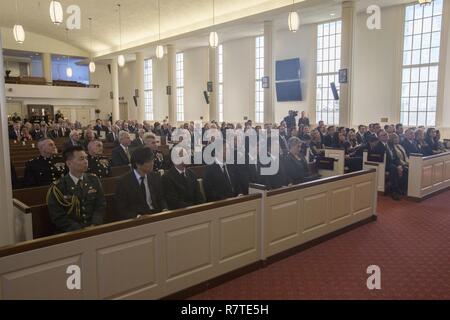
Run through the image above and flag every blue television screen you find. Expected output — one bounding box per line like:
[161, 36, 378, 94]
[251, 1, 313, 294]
[276, 58, 300, 81]
[276, 81, 302, 102]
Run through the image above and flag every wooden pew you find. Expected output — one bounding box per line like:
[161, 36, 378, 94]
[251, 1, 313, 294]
[407, 151, 450, 201]
[363, 150, 386, 193]
[316, 148, 345, 177]
[1, 170, 377, 299]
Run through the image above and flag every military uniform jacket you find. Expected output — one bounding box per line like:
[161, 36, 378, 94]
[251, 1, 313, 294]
[87, 155, 111, 179]
[24, 155, 67, 187]
[47, 173, 106, 233]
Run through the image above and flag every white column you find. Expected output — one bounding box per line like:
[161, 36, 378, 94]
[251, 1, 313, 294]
[264, 21, 275, 124]
[111, 58, 120, 122]
[136, 52, 146, 123]
[167, 45, 177, 125]
[339, 0, 355, 127]
[208, 46, 218, 122]
[0, 33, 14, 246]
[42, 52, 52, 84]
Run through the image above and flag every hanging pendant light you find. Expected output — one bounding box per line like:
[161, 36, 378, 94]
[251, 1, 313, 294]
[156, 45, 164, 59]
[209, 0, 219, 48]
[13, 0, 25, 44]
[117, 4, 126, 67]
[65, 29, 72, 78]
[155, 0, 165, 59]
[117, 54, 126, 67]
[49, 1, 64, 25]
[288, 0, 299, 33]
[13, 25, 25, 44]
[418, 0, 432, 5]
[88, 18, 96, 73]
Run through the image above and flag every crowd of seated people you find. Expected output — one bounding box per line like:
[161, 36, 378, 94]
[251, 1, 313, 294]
[7, 111, 450, 234]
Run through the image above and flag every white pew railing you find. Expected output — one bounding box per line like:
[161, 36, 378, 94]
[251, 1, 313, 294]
[363, 151, 386, 193]
[0, 170, 378, 300]
[407, 152, 450, 200]
[261, 169, 377, 258]
[317, 148, 345, 177]
[0, 195, 262, 299]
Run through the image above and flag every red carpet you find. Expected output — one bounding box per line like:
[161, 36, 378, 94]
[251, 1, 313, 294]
[190, 190, 450, 300]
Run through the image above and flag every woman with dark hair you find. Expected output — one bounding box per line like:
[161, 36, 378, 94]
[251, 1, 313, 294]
[425, 128, 439, 151]
[434, 130, 448, 152]
[415, 129, 433, 156]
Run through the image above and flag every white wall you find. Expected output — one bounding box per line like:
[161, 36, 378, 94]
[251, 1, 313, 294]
[352, 5, 404, 127]
[153, 56, 169, 121]
[223, 37, 255, 123]
[90, 64, 112, 121]
[118, 61, 138, 120]
[274, 24, 316, 124]
[1, 27, 88, 57]
[184, 47, 209, 121]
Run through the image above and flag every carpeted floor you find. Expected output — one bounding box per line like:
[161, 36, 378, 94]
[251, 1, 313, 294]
[190, 190, 450, 300]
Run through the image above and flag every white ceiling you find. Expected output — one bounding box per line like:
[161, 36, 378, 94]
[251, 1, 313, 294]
[0, 0, 415, 60]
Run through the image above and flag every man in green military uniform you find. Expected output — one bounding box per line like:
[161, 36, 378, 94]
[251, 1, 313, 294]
[23, 139, 67, 187]
[87, 140, 111, 179]
[47, 146, 106, 233]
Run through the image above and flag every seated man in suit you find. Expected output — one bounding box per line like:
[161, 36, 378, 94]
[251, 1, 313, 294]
[106, 125, 121, 145]
[203, 141, 243, 202]
[130, 129, 146, 151]
[23, 138, 67, 187]
[9, 121, 22, 141]
[64, 130, 83, 151]
[375, 130, 406, 200]
[113, 147, 167, 221]
[162, 147, 204, 210]
[143, 133, 165, 172]
[401, 128, 420, 156]
[87, 140, 111, 179]
[322, 126, 336, 147]
[47, 146, 106, 233]
[48, 123, 61, 139]
[111, 131, 132, 167]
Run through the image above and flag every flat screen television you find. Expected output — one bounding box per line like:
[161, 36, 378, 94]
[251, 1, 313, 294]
[275, 58, 302, 102]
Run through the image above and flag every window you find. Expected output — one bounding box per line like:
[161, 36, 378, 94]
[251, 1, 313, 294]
[176, 52, 184, 122]
[255, 36, 264, 124]
[401, 0, 442, 127]
[218, 44, 224, 123]
[144, 58, 154, 121]
[316, 20, 341, 125]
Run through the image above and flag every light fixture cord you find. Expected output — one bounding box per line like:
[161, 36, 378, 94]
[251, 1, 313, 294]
[66, 29, 70, 66]
[213, 0, 215, 26]
[158, 0, 161, 40]
[15, 0, 19, 23]
[118, 4, 122, 50]
[89, 18, 93, 59]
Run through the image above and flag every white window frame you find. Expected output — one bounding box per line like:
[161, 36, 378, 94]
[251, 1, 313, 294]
[255, 36, 264, 124]
[400, 0, 443, 127]
[218, 44, 224, 123]
[176, 52, 184, 122]
[144, 58, 154, 121]
[315, 20, 342, 126]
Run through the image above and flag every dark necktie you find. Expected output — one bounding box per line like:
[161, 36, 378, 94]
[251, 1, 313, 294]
[140, 176, 147, 202]
[223, 165, 234, 193]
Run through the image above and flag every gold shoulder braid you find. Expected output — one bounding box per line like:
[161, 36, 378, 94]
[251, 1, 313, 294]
[46, 184, 81, 218]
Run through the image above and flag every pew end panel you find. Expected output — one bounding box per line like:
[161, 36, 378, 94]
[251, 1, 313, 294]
[407, 152, 450, 200]
[0, 195, 262, 300]
[263, 170, 377, 259]
[363, 151, 386, 193]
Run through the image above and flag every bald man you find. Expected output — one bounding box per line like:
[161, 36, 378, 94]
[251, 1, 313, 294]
[23, 139, 67, 187]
